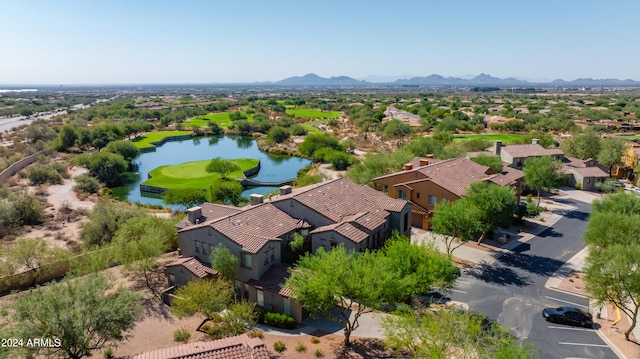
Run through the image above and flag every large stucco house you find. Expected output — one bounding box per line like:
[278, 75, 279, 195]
[164, 178, 411, 323]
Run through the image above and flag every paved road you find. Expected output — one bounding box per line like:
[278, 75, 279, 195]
[450, 199, 617, 358]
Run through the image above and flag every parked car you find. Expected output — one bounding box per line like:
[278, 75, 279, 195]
[542, 306, 593, 327]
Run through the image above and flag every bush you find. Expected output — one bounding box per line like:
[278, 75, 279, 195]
[314, 349, 324, 357]
[295, 342, 307, 352]
[263, 312, 296, 329]
[575, 182, 581, 190]
[266, 126, 290, 144]
[273, 341, 286, 353]
[290, 124, 308, 136]
[27, 164, 63, 185]
[103, 348, 114, 359]
[248, 329, 263, 339]
[74, 174, 102, 194]
[173, 328, 191, 343]
[310, 336, 320, 344]
[525, 202, 542, 218]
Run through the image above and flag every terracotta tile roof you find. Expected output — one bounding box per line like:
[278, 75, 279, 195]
[120, 334, 269, 359]
[165, 257, 217, 278]
[564, 166, 609, 178]
[486, 166, 524, 186]
[351, 211, 388, 231]
[285, 178, 408, 221]
[210, 203, 309, 253]
[247, 264, 295, 298]
[501, 144, 564, 158]
[416, 157, 492, 197]
[311, 222, 369, 243]
[176, 204, 242, 229]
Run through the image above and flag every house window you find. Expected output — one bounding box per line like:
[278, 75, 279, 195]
[586, 178, 591, 183]
[376, 183, 382, 191]
[257, 290, 264, 307]
[195, 240, 201, 253]
[202, 243, 208, 255]
[168, 273, 176, 287]
[264, 251, 269, 265]
[208, 228, 213, 236]
[403, 212, 409, 232]
[234, 280, 242, 298]
[283, 298, 291, 316]
[428, 195, 437, 206]
[270, 248, 275, 262]
[209, 243, 214, 254]
[244, 283, 250, 300]
[241, 253, 252, 269]
[442, 198, 447, 204]
[330, 241, 338, 249]
[383, 184, 388, 192]
[416, 192, 420, 199]
[398, 190, 407, 200]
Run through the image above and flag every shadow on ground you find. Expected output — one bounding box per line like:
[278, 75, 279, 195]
[467, 261, 532, 287]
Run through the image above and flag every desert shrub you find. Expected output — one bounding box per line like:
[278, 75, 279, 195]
[27, 165, 63, 185]
[525, 202, 542, 218]
[314, 349, 323, 357]
[290, 124, 308, 136]
[74, 174, 102, 194]
[295, 342, 307, 352]
[173, 328, 191, 343]
[575, 182, 581, 190]
[310, 336, 320, 344]
[266, 126, 290, 144]
[248, 329, 264, 339]
[263, 312, 296, 329]
[273, 341, 286, 353]
[103, 348, 114, 359]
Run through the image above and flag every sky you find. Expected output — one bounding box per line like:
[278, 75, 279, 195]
[2, 0, 640, 84]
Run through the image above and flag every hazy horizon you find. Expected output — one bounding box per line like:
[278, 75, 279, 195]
[2, 0, 639, 85]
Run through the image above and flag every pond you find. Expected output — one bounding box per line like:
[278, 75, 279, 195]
[117, 136, 311, 209]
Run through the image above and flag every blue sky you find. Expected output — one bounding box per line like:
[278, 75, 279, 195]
[2, 0, 639, 84]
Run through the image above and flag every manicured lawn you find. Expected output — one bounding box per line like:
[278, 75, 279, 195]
[453, 133, 524, 144]
[185, 112, 254, 128]
[143, 158, 259, 190]
[131, 131, 193, 149]
[286, 108, 341, 119]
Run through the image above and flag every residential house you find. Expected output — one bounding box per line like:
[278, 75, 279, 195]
[493, 139, 564, 170]
[119, 334, 269, 359]
[371, 157, 523, 229]
[165, 178, 411, 323]
[561, 157, 609, 190]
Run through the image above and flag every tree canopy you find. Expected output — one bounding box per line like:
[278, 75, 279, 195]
[1, 273, 141, 359]
[205, 157, 240, 180]
[522, 155, 566, 205]
[162, 188, 208, 209]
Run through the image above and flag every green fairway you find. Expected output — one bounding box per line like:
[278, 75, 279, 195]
[453, 133, 524, 144]
[131, 131, 193, 149]
[142, 158, 259, 190]
[185, 112, 254, 128]
[286, 108, 341, 119]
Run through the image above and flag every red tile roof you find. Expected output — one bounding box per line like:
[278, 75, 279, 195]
[501, 144, 563, 158]
[247, 264, 296, 298]
[486, 166, 524, 186]
[416, 157, 492, 197]
[311, 222, 369, 243]
[176, 204, 243, 229]
[119, 334, 269, 359]
[165, 257, 217, 278]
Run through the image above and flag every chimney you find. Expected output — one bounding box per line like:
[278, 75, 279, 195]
[419, 158, 429, 166]
[426, 154, 434, 159]
[187, 206, 202, 224]
[494, 141, 502, 156]
[403, 163, 413, 171]
[280, 185, 292, 195]
[532, 138, 539, 145]
[249, 194, 264, 206]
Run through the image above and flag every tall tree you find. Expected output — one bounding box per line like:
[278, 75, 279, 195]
[0, 238, 72, 287]
[209, 244, 240, 283]
[523, 155, 566, 205]
[2, 273, 141, 359]
[561, 128, 601, 160]
[431, 200, 483, 258]
[162, 188, 208, 209]
[466, 182, 517, 243]
[597, 136, 626, 177]
[110, 216, 177, 293]
[209, 179, 244, 206]
[170, 279, 233, 320]
[205, 157, 240, 180]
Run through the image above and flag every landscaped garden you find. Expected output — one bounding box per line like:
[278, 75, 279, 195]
[286, 108, 341, 119]
[143, 158, 259, 191]
[131, 130, 193, 149]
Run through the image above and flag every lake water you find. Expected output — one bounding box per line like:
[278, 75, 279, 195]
[120, 136, 311, 208]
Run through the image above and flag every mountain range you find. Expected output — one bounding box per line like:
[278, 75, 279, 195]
[275, 73, 640, 87]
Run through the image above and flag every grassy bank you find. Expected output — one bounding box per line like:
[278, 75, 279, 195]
[131, 131, 193, 149]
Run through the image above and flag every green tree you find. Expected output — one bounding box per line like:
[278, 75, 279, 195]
[76, 151, 128, 186]
[523, 155, 566, 205]
[383, 119, 412, 139]
[80, 199, 145, 247]
[289, 232, 305, 252]
[266, 125, 290, 143]
[3, 273, 141, 359]
[561, 128, 601, 159]
[209, 180, 244, 206]
[206, 157, 240, 180]
[0, 238, 72, 287]
[597, 136, 626, 177]
[471, 154, 503, 173]
[162, 188, 208, 209]
[466, 182, 517, 243]
[431, 200, 483, 258]
[170, 279, 233, 320]
[105, 140, 140, 162]
[382, 308, 536, 358]
[57, 125, 78, 150]
[210, 244, 240, 283]
[111, 215, 177, 292]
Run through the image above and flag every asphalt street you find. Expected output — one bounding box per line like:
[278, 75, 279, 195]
[450, 199, 617, 358]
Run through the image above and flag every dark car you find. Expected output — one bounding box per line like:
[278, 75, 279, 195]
[542, 306, 593, 327]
